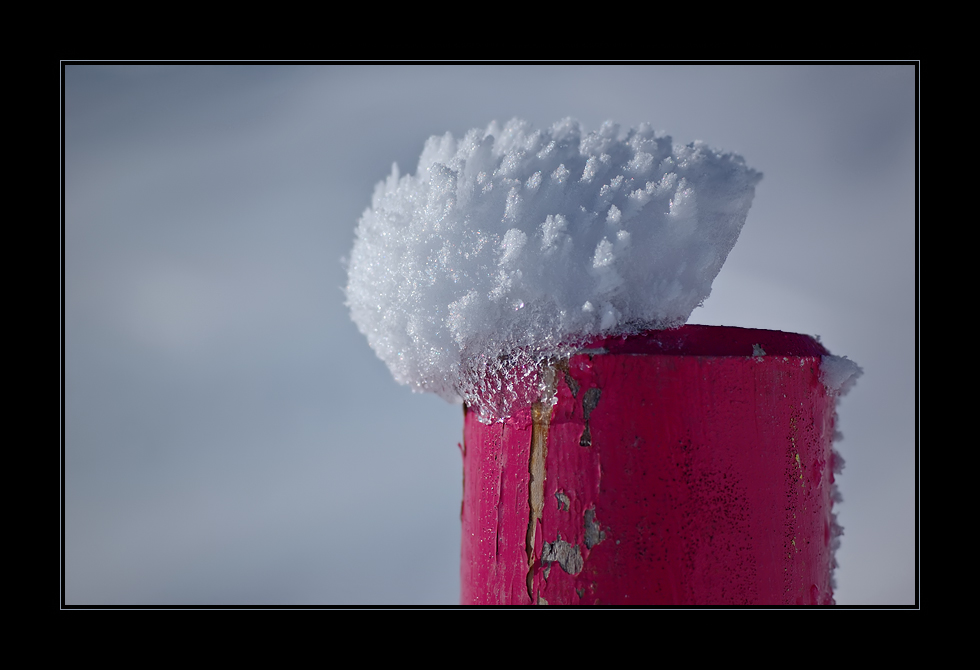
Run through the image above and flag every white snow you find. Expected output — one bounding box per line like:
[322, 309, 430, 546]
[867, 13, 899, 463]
[345, 118, 763, 421]
[820, 355, 863, 397]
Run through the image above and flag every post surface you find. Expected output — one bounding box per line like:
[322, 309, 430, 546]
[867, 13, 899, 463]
[460, 325, 840, 605]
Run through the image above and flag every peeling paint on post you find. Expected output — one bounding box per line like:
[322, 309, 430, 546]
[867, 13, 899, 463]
[578, 388, 602, 447]
[460, 325, 842, 605]
[525, 398, 552, 600]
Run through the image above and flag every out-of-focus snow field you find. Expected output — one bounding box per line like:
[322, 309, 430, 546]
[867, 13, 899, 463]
[64, 64, 916, 605]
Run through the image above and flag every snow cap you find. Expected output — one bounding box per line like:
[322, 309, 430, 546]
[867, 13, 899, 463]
[345, 118, 762, 421]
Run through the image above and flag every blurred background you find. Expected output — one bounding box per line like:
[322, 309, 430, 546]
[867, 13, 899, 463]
[63, 63, 916, 606]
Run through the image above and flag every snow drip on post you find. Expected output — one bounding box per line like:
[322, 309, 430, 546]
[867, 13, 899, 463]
[345, 118, 763, 422]
[819, 353, 863, 588]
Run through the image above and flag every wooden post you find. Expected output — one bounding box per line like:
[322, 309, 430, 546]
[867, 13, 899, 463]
[460, 325, 840, 605]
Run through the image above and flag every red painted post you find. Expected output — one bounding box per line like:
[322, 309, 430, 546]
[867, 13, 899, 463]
[460, 325, 842, 605]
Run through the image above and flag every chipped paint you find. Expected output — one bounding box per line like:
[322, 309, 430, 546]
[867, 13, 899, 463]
[555, 359, 580, 399]
[584, 506, 606, 549]
[579, 387, 602, 447]
[555, 490, 570, 512]
[752, 343, 766, 357]
[542, 533, 584, 575]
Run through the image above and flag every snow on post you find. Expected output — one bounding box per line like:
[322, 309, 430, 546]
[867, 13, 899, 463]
[346, 118, 761, 422]
[345, 119, 860, 605]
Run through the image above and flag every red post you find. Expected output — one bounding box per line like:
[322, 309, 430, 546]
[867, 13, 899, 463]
[460, 325, 841, 605]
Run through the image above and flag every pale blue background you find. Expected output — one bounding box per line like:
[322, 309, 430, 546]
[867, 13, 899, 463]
[64, 63, 916, 605]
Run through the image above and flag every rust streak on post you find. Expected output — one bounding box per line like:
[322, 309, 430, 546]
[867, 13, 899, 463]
[525, 369, 555, 600]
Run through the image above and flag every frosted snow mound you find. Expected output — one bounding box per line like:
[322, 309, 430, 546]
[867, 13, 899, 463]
[345, 118, 762, 421]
